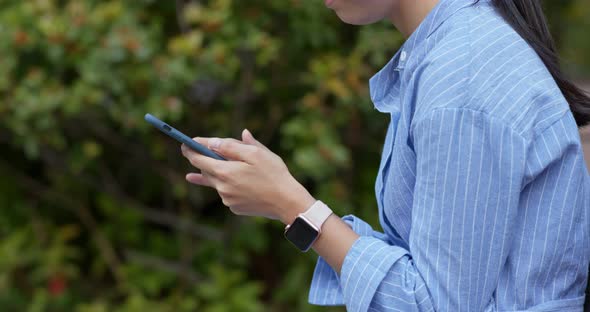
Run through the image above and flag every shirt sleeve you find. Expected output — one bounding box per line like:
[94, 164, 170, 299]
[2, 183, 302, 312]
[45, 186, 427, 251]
[308, 107, 529, 312]
[307, 214, 392, 306]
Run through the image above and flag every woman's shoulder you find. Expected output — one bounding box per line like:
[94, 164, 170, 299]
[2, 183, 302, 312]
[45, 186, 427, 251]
[410, 4, 569, 141]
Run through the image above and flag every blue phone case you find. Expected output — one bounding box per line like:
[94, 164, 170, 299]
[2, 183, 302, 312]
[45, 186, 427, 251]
[144, 113, 226, 161]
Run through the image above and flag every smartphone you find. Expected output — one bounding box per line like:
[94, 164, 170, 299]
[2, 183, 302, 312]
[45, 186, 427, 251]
[144, 113, 226, 161]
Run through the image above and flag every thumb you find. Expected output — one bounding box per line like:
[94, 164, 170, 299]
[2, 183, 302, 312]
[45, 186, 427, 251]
[241, 129, 269, 151]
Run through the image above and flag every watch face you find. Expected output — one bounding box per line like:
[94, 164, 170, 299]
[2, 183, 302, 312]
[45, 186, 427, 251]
[285, 217, 319, 252]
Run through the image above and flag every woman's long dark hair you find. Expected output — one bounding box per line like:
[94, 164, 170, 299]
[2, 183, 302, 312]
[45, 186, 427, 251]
[474, 0, 590, 128]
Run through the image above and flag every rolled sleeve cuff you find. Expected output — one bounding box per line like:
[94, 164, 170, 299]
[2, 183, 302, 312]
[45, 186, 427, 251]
[340, 236, 407, 312]
[307, 214, 392, 306]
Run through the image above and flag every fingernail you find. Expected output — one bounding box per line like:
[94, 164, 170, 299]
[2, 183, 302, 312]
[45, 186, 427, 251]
[209, 138, 221, 150]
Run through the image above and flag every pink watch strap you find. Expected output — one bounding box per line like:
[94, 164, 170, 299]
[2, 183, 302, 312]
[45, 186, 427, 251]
[300, 200, 333, 231]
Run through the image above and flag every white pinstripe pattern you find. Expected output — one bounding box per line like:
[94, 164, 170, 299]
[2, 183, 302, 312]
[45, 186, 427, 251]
[486, 68, 545, 116]
[481, 122, 507, 305]
[456, 111, 475, 309]
[444, 111, 465, 310]
[498, 77, 553, 124]
[428, 108, 457, 310]
[419, 60, 470, 106]
[469, 31, 519, 82]
[413, 116, 434, 251]
[522, 137, 552, 306]
[307, 0, 590, 311]
[383, 111, 412, 237]
[465, 109, 486, 309]
[348, 244, 389, 302]
[470, 45, 530, 109]
[469, 14, 498, 33]
[424, 108, 448, 297]
[477, 58, 542, 110]
[537, 125, 567, 303]
[474, 118, 495, 305]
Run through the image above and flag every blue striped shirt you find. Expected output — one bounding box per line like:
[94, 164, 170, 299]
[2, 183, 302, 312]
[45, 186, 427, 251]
[307, 0, 590, 311]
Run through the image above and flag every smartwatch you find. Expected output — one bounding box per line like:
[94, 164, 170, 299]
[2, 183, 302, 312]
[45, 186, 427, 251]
[284, 200, 333, 252]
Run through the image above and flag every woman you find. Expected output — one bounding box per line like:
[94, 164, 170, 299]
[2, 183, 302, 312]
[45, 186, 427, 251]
[181, 0, 590, 310]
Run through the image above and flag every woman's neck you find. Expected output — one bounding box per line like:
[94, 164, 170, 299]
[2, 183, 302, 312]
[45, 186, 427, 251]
[389, 0, 441, 38]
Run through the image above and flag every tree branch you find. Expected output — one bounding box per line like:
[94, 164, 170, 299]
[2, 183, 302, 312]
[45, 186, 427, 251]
[175, 0, 191, 33]
[123, 248, 201, 283]
[0, 162, 129, 289]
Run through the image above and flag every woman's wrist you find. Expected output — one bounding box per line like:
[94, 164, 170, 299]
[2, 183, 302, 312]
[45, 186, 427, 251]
[279, 184, 317, 226]
[278, 182, 359, 275]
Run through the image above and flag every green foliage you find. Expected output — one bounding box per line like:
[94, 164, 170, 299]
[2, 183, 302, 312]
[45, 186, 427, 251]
[0, 0, 587, 311]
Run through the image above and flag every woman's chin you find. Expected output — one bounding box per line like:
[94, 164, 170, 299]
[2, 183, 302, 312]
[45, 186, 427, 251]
[335, 11, 381, 25]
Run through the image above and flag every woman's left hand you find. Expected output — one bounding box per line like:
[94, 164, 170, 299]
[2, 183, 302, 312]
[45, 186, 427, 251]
[180, 129, 316, 225]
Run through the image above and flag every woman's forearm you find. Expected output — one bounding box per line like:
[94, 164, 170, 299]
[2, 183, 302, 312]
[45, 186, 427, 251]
[310, 213, 359, 275]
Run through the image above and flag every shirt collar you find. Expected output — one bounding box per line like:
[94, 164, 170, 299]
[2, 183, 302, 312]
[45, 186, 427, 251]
[369, 0, 481, 112]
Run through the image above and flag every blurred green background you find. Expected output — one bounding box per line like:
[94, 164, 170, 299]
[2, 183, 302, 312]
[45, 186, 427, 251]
[0, 1, 588, 311]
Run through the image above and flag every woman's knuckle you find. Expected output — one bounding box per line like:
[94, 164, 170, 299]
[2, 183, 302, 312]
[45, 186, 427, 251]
[218, 186, 229, 197]
[250, 147, 262, 159]
[189, 156, 200, 167]
[229, 207, 243, 216]
[215, 166, 229, 179]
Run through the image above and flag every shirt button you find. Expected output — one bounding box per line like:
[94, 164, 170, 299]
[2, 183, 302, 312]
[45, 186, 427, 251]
[400, 50, 407, 62]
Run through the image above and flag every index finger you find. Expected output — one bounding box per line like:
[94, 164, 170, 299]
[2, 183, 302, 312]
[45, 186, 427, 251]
[181, 143, 222, 172]
[182, 146, 228, 179]
[193, 137, 257, 163]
